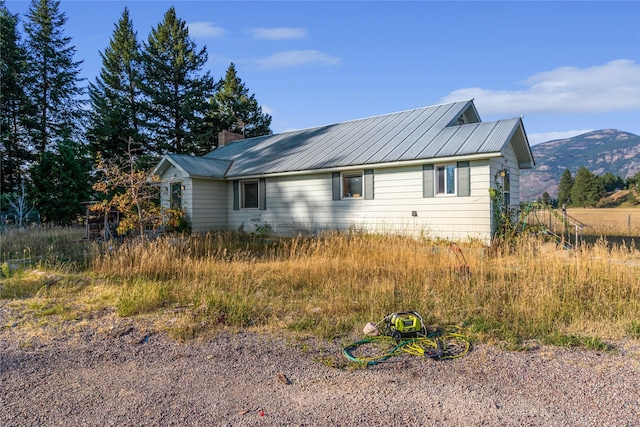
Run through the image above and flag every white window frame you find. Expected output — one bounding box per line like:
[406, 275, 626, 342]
[435, 163, 457, 196]
[241, 179, 259, 209]
[342, 171, 364, 199]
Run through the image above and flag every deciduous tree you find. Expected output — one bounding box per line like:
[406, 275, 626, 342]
[91, 139, 163, 236]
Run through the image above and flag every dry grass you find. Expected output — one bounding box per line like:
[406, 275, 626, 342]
[2, 228, 639, 347]
[567, 207, 640, 236]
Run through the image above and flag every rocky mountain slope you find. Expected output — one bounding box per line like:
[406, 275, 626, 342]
[520, 129, 640, 201]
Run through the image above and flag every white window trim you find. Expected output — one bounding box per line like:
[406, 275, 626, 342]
[435, 163, 457, 196]
[241, 179, 259, 209]
[342, 171, 364, 199]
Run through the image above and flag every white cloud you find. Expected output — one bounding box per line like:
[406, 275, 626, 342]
[249, 27, 307, 40]
[256, 50, 341, 69]
[527, 129, 594, 146]
[441, 60, 640, 115]
[187, 22, 226, 38]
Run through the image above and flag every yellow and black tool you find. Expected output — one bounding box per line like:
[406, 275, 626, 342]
[385, 311, 425, 340]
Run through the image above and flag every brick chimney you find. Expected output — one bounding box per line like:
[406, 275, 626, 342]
[218, 130, 244, 147]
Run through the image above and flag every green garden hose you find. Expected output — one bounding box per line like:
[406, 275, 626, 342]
[342, 326, 470, 365]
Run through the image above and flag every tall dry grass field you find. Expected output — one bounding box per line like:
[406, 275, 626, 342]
[2, 227, 639, 346]
[567, 207, 640, 236]
[1, 226, 88, 265]
[87, 232, 640, 345]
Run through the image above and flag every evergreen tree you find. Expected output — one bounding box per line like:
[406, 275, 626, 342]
[210, 62, 272, 146]
[29, 135, 91, 223]
[570, 166, 605, 207]
[557, 168, 573, 206]
[87, 7, 144, 162]
[0, 1, 35, 194]
[139, 6, 215, 156]
[23, 0, 85, 156]
[599, 172, 624, 193]
[540, 191, 551, 206]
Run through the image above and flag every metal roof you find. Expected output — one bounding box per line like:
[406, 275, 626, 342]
[158, 100, 534, 179]
[154, 154, 232, 178]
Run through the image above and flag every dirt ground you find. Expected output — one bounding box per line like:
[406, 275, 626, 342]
[1, 304, 639, 427]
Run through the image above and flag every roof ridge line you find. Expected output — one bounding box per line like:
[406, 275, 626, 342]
[277, 99, 474, 135]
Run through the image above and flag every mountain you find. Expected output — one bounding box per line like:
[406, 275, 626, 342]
[520, 129, 640, 201]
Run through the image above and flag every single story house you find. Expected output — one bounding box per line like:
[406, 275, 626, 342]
[153, 99, 534, 244]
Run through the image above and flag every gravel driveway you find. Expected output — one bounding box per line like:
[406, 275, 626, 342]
[1, 306, 639, 426]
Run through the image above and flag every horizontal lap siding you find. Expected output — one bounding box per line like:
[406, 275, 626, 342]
[190, 179, 227, 232]
[227, 173, 335, 234]
[228, 163, 492, 243]
[490, 142, 520, 209]
[504, 143, 521, 207]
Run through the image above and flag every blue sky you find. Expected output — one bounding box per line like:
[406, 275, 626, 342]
[6, 0, 640, 145]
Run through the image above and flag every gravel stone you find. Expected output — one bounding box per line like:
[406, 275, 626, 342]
[1, 303, 639, 426]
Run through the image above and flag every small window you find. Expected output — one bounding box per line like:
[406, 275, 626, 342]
[342, 172, 363, 198]
[501, 169, 511, 207]
[241, 180, 259, 208]
[436, 164, 456, 195]
[170, 182, 182, 209]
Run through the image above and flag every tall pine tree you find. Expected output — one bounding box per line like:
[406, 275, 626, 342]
[0, 1, 34, 194]
[210, 62, 272, 147]
[87, 7, 144, 162]
[139, 6, 214, 156]
[23, 0, 84, 156]
[557, 168, 573, 207]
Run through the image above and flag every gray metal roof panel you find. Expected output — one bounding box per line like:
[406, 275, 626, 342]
[311, 114, 401, 169]
[167, 154, 232, 178]
[279, 119, 365, 172]
[397, 102, 471, 161]
[195, 100, 531, 177]
[350, 108, 428, 166]
[376, 104, 456, 163]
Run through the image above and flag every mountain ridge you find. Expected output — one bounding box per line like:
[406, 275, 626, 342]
[520, 129, 640, 201]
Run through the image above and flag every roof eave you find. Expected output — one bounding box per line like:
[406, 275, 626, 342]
[225, 152, 504, 180]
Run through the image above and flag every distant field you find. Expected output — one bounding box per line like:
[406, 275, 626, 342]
[566, 207, 640, 235]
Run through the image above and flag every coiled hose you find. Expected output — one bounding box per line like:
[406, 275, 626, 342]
[343, 326, 470, 365]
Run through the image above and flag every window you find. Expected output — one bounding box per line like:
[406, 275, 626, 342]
[501, 169, 511, 207]
[234, 179, 265, 210]
[436, 164, 456, 195]
[241, 180, 259, 208]
[170, 182, 182, 209]
[342, 172, 363, 198]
